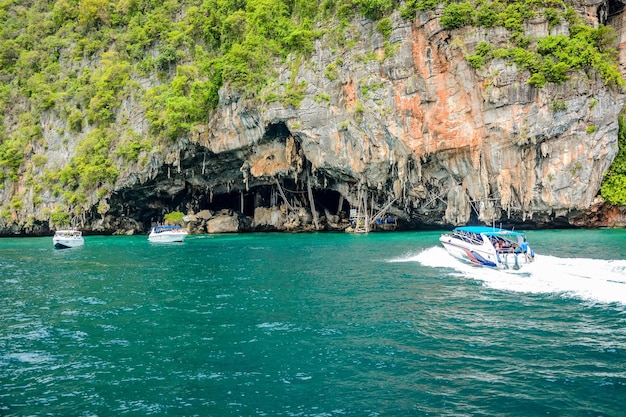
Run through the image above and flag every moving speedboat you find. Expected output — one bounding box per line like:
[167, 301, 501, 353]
[53, 230, 84, 249]
[148, 225, 188, 243]
[439, 226, 535, 270]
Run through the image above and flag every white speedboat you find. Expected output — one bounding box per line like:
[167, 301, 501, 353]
[53, 230, 84, 249]
[439, 226, 535, 270]
[148, 225, 188, 243]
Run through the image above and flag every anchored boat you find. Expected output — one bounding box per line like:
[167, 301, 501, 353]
[148, 225, 188, 243]
[439, 226, 535, 270]
[53, 229, 84, 249]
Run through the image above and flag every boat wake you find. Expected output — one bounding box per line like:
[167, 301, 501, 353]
[406, 247, 626, 306]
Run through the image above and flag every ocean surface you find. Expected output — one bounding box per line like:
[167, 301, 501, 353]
[1, 229, 625, 416]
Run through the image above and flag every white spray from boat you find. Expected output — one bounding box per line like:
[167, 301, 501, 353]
[396, 247, 626, 306]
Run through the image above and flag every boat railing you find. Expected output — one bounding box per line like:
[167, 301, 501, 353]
[494, 242, 521, 254]
[55, 230, 82, 238]
[453, 230, 485, 245]
[152, 225, 185, 233]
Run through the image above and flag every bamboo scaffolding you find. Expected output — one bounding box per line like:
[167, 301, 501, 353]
[307, 174, 319, 231]
[275, 178, 295, 212]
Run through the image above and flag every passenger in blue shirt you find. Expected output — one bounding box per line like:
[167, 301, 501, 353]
[520, 238, 532, 261]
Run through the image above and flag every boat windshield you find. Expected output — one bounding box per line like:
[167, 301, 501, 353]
[152, 226, 184, 233]
[450, 227, 526, 246]
[451, 229, 485, 245]
[55, 230, 81, 237]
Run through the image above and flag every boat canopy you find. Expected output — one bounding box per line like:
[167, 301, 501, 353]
[152, 225, 184, 232]
[453, 226, 525, 237]
[55, 230, 82, 237]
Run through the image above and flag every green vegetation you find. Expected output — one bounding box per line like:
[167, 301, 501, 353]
[50, 207, 71, 226]
[164, 210, 185, 224]
[325, 62, 339, 81]
[571, 161, 583, 176]
[466, 41, 492, 69]
[0, 0, 625, 225]
[314, 93, 331, 104]
[0, 1, 355, 175]
[552, 99, 568, 113]
[376, 17, 393, 40]
[601, 113, 626, 206]
[54, 128, 119, 210]
[0, 0, 339, 220]
[407, 0, 623, 89]
[115, 131, 152, 163]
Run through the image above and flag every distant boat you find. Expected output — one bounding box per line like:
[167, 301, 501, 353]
[53, 230, 84, 249]
[148, 225, 188, 243]
[439, 226, 535, 270]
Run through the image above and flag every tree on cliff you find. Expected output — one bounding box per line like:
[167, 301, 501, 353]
[601, 113, 626, 206]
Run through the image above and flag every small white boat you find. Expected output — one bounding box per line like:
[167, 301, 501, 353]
[439, 226, 535, 270]
[148, 225, 188, 243]
[53, 230, 84, 249]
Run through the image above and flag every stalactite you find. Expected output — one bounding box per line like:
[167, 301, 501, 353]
[307, 173, 319, 231]
[271, 187, 277, 207]
[417, 159, 422, 182]
[337, 195, 344, 216]
[240, 161, 250, 191]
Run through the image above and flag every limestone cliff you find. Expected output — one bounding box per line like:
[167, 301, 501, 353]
[1, 1, 626, 235]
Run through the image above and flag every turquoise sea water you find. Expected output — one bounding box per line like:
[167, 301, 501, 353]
[1, 229, 625, 416]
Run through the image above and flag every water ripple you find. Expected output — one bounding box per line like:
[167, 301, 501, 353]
[1, 232, 625, 416]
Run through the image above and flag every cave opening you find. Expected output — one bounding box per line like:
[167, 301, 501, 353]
[606, 0, 624, 22]
[312, 188, 351, 217]
[198, 184, 350, 221]
[262, 121, 291, 143]
[467, 209, 480, 226]
[204, 190, 257, 216]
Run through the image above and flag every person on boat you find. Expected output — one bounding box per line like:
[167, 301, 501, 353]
[521, 238, 533, 262]
[520, 238, 529, 253]
[493, 240, 504, 264]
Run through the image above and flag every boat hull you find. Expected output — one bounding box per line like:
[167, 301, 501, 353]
[148, 231, 187, 243]
[53, 238, 84, 249]
[53, 230, 84, 249]
[439, 231, 534, 270]
[440, 238, 499, 268]
[148, 225, 188, 243]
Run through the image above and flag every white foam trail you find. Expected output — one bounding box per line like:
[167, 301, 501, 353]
[408, 247, 626, 306]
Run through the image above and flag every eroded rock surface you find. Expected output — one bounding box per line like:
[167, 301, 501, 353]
[2, 2, 626, 235]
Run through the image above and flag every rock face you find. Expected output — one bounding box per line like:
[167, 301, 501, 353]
[1, 2, 626, 235]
